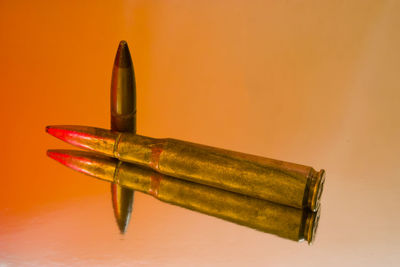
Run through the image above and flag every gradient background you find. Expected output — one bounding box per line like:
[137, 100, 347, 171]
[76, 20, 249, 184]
[1, 0, 399, 266]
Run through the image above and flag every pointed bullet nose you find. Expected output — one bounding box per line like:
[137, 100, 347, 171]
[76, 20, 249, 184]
[46, 125, 60, 137]
[45, 125, 117, 155]
[111, 183, 134, 234]
[47, 149, 117, 182]
[111, 41, 136, 131]
[47, 149, 68, 164]
[114, 40, 132, 68]
[46, 126, 76, 144]
[47, 149, 92, 173]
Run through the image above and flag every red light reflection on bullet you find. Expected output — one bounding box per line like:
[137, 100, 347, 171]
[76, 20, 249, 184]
[47, 150, 95, 176]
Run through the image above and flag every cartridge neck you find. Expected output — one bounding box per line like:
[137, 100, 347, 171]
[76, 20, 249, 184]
[115, 134, 165, 171]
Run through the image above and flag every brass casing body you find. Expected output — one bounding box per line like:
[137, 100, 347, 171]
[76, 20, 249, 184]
[47, 150, 320, 243]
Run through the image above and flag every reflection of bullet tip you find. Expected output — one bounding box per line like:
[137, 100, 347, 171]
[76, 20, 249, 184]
[46, 149, 66, 165]
[111, 183, 134, 234]
[46, 149, 117, 182]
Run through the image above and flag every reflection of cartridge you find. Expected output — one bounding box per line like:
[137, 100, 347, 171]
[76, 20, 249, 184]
[110, 40, 136, 234]
[46, 125, 325, 211]
[47, 149, 320, 244]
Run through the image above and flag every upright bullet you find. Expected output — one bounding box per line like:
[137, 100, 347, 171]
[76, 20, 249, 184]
[110, 40, 136, 233]
[111, 40, 136, 132]
[46, 125, 325, 211]
[47, 149, 321, 244]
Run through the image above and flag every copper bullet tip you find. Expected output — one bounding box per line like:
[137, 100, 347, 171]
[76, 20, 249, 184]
[111, 184, 134, 234]
[46, 125, 90, 149]
[45, 125, 117, 154]
[114, 40, 132, 68]
[47, 149, 91, 174]
[47, 149, 117, 182]
[46, 125, 69, 140]
[47, 149, 66, 163]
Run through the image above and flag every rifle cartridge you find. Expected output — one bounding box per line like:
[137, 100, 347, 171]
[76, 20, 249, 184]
[110, 40, 136, 233]
[46, 125, 325, 211]
[47, 150, 320, 244]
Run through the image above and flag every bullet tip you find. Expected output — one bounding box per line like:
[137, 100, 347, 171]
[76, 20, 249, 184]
[46, 149, 54, 157]
[47, 149, 117, 181]
[45, 125, 69, 143]
[111, 183, 134, 234]
[46, 149, 69, 165]
[114, 41, 132, 68]
[45, 125, 53, 134]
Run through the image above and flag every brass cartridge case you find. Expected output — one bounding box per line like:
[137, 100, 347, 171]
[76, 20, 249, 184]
[47, 150, 320, 244]
[110, 40, 136, 233]
[46, 125, 325, 211]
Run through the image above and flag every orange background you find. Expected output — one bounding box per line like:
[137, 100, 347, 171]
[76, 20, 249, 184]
[1, 0, 399, 265]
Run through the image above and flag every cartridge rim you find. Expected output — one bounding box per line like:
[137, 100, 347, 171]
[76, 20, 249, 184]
[304, 206, 321, 245]
[309, 169, 325, 212]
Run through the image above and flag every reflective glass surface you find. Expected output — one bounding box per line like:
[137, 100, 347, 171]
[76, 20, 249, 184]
[1, 1, 399, 266]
